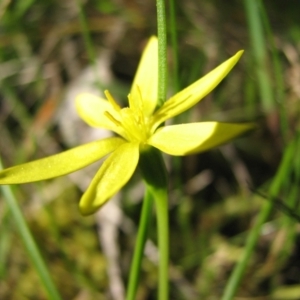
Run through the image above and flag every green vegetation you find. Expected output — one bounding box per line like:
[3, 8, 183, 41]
[0, 0, 299, 299]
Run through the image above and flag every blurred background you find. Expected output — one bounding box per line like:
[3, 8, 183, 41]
[0, 0, 300, 299]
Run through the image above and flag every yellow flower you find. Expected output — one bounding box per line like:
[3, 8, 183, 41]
[0, 36, 254, 215]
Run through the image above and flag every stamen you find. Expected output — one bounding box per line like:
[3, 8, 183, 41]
[104, 111, 122, 126]
[120, 108, 148, 142]
[104, 90, 121, 111]
[103, 87, 151, 143]
[128, 85, 144, 112]
[127, 93, 135, 110]
[136, 85, 143, 105]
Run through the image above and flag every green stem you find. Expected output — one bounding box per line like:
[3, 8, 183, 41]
[126, 189, 153, 300]
[0, 158, 62, 300]
[139, 147, 169, 300]
[155, 1, 169, 295]
[152, 187, 169, 300]
[156, 0, 168, 108]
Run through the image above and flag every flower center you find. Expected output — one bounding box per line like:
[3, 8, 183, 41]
[104, 89, 150, 143]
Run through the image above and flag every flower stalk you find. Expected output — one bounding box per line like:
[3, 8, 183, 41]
[156, 0, 168, 108]
[126, 189, 153, 300]
[139, 146, 169, 300]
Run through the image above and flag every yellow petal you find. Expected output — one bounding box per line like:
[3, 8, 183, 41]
[75, 93, 126, 138]
[130, 36, 158, 116]
[79, 142, 139, 215]
[0, 137, 125, 184]
[151, 51, 244, 129]
[148, 122, 255, 156]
